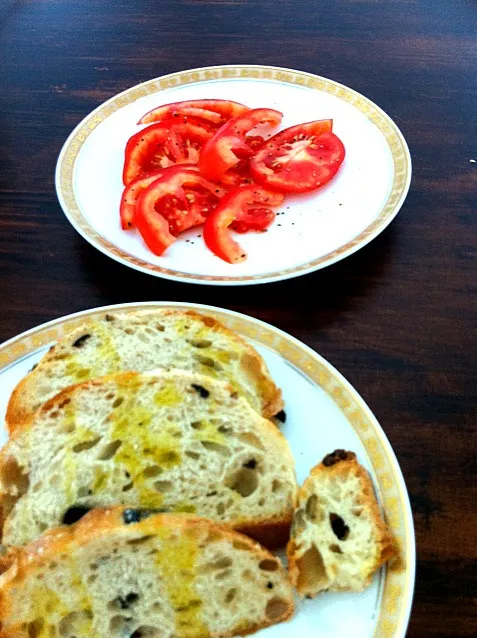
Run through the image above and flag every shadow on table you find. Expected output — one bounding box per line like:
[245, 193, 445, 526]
[77, 223, 399, 330]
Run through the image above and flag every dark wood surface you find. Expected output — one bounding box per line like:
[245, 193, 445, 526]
[1, 0, 476, 634]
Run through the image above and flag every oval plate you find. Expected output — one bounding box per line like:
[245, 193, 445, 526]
[56, 65, 411, 285]
[0, 302, 415, 636]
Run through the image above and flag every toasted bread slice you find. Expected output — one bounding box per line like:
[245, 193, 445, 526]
[287, 450, 395, 596]
[0, 508, 294, 637]
[0, 370, 296, 547]
[6, 309, 283, 431]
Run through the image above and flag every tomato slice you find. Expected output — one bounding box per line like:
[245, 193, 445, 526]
[203, 185, 284, 264]
[199, 108, 282, 182]
[138, 99, 249, 126]
[120, 165, 198, 230]
[249, 120, 345, 193]
[136, 170, 223, 255]
[123, 120, 214, 185]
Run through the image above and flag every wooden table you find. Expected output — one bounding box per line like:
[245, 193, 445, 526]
[1, 0, 476, 635]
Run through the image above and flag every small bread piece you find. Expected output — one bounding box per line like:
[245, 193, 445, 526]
[287, 450, 395, 596]
[6, 309, 283, 431]
[0, 370, 296, 547]
[0, 507, 295, 637]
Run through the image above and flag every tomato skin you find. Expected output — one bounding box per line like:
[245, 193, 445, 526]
[250, 120, 346, 193]
[138, 99, 249, 126]
[123, 120, 214, 185]
[136, 171, 222, 255]
[119, 165, 198, 230]
[203, 185, 284, 264]
[199, 108, 282, 182]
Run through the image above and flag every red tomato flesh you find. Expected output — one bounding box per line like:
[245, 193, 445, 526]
[138, 99, 249, 126]
[136, 170, 224, 255]
[203, 185, 284, 263]
[123, 120, 214, 185]
[119, 165, 198, 230]
[199, 108, 282, 182]
[250, 120, 345, 193]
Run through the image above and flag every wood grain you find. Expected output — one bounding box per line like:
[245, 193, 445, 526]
[1, 0, 476, 635]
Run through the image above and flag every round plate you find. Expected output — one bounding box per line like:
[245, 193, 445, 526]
[0, 302, 414, 636]
[56, 65, 411, 286]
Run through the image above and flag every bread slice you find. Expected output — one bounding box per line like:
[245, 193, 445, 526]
[0, 370, 296, 547]
[5, 309, 283, 431]
[287, 450, 395, 596]
[0, 507, 294, 637]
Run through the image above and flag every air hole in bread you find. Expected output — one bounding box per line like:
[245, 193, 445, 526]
[306, 495, 318, 521]
[155, 323, 165, 331]
[258, 498, 265, 506]
[352, 507, 363, 517]
[57, 421, 75, 434]
[216, 502, 226, 516]
[185, 450, 200, 460]
[62, 506, 91, 525]
[329, 513, 350, 540]
[200, 441, 228, 455]
[153, 480, 173, 493]
[272, 479, 282, 493]
[72, 436, 101, 453]
[259, 559, 279, 572]
[232, 540, 250, 551]
[126, 535, 155, 546]
[189, 338, 212, 348]
[77, 485, 92, 498]
[296, 544, 328, 592]
[109, 592, 140, 610]
[217, 424, 232, 434]
[203, 556, 233, 573]
[26, 619, 45, 638]
[230, 432, 265, 451]
[193, 354, 223, 371]
[330, 543, 342, 554]
[109, 615, 132, 633]
[97, 440, 122, 461]
[124, 328, 134, 335]
[215, 568, 233, 581]
[142, 465, 163, 478]
[292, 508, 306, 535]
[191, 421, 202, 430]
[131, 626, 159, 637]
[105, 392, 115, 401]
[122, 481, 134, 492]
[226, 467, 258, 497]
[265, 597, 289, 621]
[59, 610, 93, 636]
[225, 587, 237, 603]
[87, 573, 98, 584]
[113, 397, 124, 408]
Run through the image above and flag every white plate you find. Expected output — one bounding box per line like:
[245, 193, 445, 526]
[56, 65, 411, 285]
[0, 302, 415, 636]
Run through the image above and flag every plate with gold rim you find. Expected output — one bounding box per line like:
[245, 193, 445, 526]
[55, 65, 411, 286]
[0, 302, 415, 636]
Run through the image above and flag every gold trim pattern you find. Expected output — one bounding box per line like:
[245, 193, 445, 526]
[0, 302, 414, 636]
[56, 65, 411, 284]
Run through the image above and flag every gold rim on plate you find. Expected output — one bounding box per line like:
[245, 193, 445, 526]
[55, 65, 412, 285]
[0, 302, 415, 637]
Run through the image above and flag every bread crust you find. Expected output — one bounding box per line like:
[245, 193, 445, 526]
[0, 508, 294, 637]
[6, 309, 283, 430]
[287, 450, 396, 597]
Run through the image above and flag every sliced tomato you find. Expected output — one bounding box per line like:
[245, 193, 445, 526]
[199, 108, 282, 182]
[120, 165, 198, 230]
[249, 120, 345, 193]
[203, 185, 284, 264]
[123, 120, 214, 185]
[138, 99, 249, 126]
[136, 170, 223, 255]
